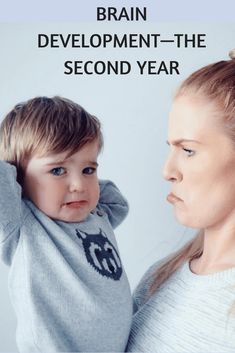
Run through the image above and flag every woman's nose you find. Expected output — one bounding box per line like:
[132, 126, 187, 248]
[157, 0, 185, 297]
[162, 154, 182, 182]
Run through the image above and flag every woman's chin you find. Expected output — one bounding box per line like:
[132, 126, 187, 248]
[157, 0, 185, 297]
[174, 209, 200, 228]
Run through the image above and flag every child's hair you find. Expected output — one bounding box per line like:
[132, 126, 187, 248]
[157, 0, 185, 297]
[0, 96, 103, 183]
[149, 49, 235, 295]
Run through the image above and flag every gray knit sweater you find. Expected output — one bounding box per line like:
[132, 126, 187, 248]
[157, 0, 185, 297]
[126, 258, 235, 352]
[0, 161, 132, 352]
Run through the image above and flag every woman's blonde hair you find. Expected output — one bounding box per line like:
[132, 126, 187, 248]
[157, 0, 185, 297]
[150, 49, 235, 294]
[0, 96, 103, 184]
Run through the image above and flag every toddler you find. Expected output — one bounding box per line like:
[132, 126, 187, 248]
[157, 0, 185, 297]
[0, 96, 132, 352]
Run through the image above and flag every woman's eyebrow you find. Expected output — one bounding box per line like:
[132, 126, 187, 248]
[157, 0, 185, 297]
[166, 138, 201, 146]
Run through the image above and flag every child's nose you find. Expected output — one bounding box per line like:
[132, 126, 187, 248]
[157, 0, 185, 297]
[69, 175, 85, 193]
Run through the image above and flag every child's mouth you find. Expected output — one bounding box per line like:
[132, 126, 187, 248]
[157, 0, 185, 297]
[63, 201, 87, 208]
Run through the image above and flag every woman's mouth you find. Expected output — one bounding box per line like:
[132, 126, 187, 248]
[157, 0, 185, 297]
[167, 193, 183, 204]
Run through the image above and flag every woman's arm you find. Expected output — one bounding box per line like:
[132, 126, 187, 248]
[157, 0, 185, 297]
[132, 257, 169, 314]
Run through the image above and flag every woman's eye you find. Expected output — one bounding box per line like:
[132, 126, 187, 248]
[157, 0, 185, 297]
[50, 167, 66, 176]
[83, 167, 96, 175]
[183, 148, 195, 157]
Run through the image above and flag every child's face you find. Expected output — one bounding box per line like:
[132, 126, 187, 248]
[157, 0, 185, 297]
[23, 140, 100, 222]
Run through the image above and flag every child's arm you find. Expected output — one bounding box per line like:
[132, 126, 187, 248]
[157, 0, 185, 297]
[97, 180, 129, 229]
[0, 161, 23, 263]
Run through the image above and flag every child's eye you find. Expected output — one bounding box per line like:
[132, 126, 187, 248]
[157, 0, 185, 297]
[83, 167, 96, 175]
[50, 167, 66, 176]
[183, 148, 195, 157]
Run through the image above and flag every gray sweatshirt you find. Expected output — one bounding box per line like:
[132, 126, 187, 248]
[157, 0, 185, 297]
[126, 258, 235, 352]
[0, 161, 132, 352]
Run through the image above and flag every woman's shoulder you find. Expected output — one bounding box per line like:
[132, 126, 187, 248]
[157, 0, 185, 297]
[133, 255, 170, 313]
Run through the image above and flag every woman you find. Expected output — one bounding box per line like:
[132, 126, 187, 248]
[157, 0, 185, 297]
[126, 50, 235, 353]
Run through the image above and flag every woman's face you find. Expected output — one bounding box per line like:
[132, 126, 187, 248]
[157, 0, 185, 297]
[163, 94, 235, 229]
